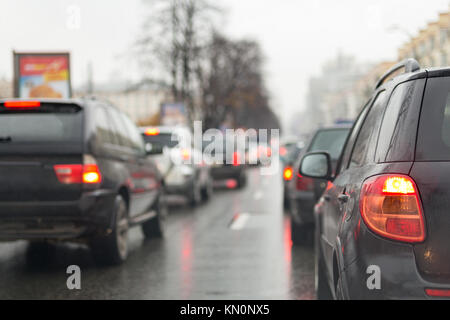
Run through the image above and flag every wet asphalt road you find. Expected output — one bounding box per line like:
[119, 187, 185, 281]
[0, 168, 315, 300]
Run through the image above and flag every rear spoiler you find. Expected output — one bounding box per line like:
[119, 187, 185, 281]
[0, 100, 82, 113]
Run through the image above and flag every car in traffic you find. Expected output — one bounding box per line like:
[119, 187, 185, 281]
[280, 137, 304, 208]
[141, 126, 213, 206]
[287, 125, 350, 245]
[300, 59, 450, 299]
[203, 133, 247, 189]
[0, 98, 166, 265]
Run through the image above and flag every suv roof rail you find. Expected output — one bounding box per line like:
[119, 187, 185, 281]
[375, 58, 420, 89]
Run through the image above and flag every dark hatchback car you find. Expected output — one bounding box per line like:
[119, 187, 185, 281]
[203, 135, 247, 189]
[300, 59, 450, 299]
[287, 126, 350, 245]
[0, 99, 166, 265]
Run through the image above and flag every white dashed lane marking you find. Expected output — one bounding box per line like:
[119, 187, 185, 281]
[229, 213, 251, 230]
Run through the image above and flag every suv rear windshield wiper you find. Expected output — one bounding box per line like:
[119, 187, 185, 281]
[0, 136, 12, 143]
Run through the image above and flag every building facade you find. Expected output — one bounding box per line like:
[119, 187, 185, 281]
[398, 11, 450, 67]
[0, 79, 12, 99]
[75, 82, 172, 124]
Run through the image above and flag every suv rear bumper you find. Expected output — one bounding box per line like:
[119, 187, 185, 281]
[0, 189, 116, 241]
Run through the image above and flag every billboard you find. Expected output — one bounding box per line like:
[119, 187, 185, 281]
[13, 52, 72, 99]
[160, 102, 188, 126]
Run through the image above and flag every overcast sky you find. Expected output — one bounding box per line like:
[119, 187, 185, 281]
[0, 0, 449, 127]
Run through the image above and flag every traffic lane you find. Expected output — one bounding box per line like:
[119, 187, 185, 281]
[0, 168, 315, 299]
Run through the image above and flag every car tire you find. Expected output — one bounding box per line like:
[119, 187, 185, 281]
[26, 241, 55, 267]
[142, 194, 167, 239]
[315, 224, 333, 300]
[201, 178, 213, 202]
[90, 194, 129, 266]
[237, 173, 247, 189]
[188, 181, 202, 207]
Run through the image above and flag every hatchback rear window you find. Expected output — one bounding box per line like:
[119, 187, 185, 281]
[308, 128, 350, 160]
[0, 103, 82, 144]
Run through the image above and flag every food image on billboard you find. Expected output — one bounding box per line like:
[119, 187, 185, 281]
[13, 52, 72, 99]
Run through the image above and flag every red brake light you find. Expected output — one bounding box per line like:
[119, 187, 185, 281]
[425, 288, 450, 297]
[54, 165, 83, 184]
[233, 151, 242, 167]
[280, 147, 287, 157]
[226, 179, 238, 189]
[283, 166, 293, 181]
[145, 128, 159, 136]
[82, 164, 101, 184]
[54, 155, 102, 185]
[360, 175, 426, 243]
[4, 101, 41, 108]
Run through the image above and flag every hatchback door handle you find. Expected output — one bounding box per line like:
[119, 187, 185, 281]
[338, 194, 349, 203]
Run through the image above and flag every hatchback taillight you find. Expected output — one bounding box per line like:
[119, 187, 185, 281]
[360, 175, 426, 243]
[54, 155, 102, 185]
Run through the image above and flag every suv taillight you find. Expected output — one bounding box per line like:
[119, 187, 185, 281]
[360, 175, 426, 243]
[54, 155, 102, 185]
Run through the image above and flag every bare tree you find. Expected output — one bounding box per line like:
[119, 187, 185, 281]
[197, 32, 279, 131]
[135, 0, 219, 122]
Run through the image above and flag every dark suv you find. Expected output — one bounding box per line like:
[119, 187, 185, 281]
[300, 59, 450, 299]
[0, 99, 166, 265]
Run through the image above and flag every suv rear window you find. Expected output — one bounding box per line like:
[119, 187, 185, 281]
[416, 77, 450, 161]
[0, 103, 82, 144]
[308, 128, 350, 160]
[143, 133, 179, 148]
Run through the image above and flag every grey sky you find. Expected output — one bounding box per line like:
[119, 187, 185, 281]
[0, 0, 449, 127]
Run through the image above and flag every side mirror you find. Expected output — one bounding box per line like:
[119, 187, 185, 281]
[145, 143, 164, 155]
[299, 152, 332, 180]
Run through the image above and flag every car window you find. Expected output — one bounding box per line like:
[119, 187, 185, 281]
[416, 76, 450, 160]
[0, 103, 82, 144]
[337, 101, 371, 174]
[349, 91, 386, 168]
[307, 129, 349, 160]
[121, 115, 146, 153]
[106, 107, 131, 149]
[143, 133, 179, 148]
[376, 81, 415, 162]
[94, 106, 116, 146]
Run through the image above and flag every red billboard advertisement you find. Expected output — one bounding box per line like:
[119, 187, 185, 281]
[13, 52, 72, 99]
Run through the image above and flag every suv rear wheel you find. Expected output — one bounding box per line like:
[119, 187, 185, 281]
[90, 194, 129, 265]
